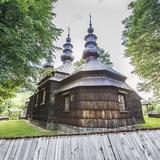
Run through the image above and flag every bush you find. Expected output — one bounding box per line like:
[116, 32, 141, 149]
[9, 111, 21, 120]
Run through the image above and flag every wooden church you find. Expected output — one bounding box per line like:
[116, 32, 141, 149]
[27, 16, 144, 131]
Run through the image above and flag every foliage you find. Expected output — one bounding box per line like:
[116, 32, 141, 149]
[0, 0, 62, 103]
[9, 111, 21, 120]
[0, 91, 32, 114]
[74, 47, 113, 67]
[138, 116, 160, 128]
[97, 47, 113, 67]
[0, 120, 58, 137]
[122, 0, 160, 99]
[74, 59, 85, 68]
[155, 104, 160, 112]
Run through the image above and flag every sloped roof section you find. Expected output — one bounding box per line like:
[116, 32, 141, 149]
[1, 129, 160, 160]
[57, 76, 132, 93]
[72, 59, 126, 79]
[56, 61, 75, 75]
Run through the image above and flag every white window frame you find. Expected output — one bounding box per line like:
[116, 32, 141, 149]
[64, 96, 70, 112]
[40, 88, 46, 105]
[42, 90, 46, 104]
[34, 93, 38, 106]
[118, 94, 126, 111]
[70, 95, 74, 102]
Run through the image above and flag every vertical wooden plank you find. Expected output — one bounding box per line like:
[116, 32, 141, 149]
[101, 134, 116, 160]
[32, 137, 43, 160]
[13, 139, 25, 160]
[120, 132, 145, 160]
[129, 132, 153, 160]
[137, 131, 160, 160]
[54, 136, 63, 160]
[3, 140, 15, 160]
[0, 140, 11, 160]
[7, 139, 21, 160]
[108, 133, 127, 160]
[22, 138, 35, 160]
[45, 137, 57, 160]
[37, 137, 49, 160]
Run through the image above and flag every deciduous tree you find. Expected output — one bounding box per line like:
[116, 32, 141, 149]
[74, 47, 113, 67]
[0, 0, 62, 103]
[122, 0, 160, 99]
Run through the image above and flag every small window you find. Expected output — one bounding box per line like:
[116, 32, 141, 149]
[34, 94, 38, 106]
[42, 90, 46, 104]
[40, 89, 46, 105]
[64, 96, 70, 112]
[70, 95, 74, 102]
[118, 94, 126, 111]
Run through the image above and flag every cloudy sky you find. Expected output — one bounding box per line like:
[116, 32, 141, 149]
[53, 0, 151, 99]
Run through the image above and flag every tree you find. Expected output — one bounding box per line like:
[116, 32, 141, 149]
[74, 47, 113, 67]
[122, 0, 160, 99]
[73, 59, 85, 68]
[97, 47, 113, 67]
[0, 0, 62, 103]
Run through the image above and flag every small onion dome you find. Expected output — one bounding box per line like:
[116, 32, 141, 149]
[83, 14, 99, 61]
[61, 27, 74, 63]
[43, 56, 54, 68]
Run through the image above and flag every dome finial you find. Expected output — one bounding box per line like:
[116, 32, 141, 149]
[68, 26, 70, 37]
[61, 28, 74, 63]
[89, 13, 92, 27]
[83, 14, 99, 62]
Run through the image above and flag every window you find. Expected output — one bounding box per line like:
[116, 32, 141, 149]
[34, 94, 38, 106]
[64, 96, 70, 112]
[42, 90, 46, 104]
[40, 89, 46, 105]
[118, 94, 126, 111]
[70, 95, 74, 102]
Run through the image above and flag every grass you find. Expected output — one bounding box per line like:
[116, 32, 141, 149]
[0, 120, 59, 137]
[138, 116, 160, 128]
[0, 117, 160, 137]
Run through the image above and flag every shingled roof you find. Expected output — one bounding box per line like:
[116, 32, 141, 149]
[73, 59, 126, 79]
[57, 76, 131, 93]
[55, 61, 75, 75]
[57, 59, 130, 92]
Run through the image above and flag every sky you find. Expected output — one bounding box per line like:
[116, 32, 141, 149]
[52, 0, 151, 100]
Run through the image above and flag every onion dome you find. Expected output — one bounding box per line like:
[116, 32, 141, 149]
[43, 54, 54, 68]
[83, 14, 99, 61]
[61, 27, 74, 63]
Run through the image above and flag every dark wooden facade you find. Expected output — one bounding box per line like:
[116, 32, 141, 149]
[27, 80, 59, 127]
[27, 21, 144, 130]
[53, 87, 143, 128]
[27, 63, 144, 129]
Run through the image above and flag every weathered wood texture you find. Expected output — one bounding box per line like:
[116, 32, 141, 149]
[27, 81, 59, 126]
[54, 86, 143, 128]
[1, 129, 160, 160]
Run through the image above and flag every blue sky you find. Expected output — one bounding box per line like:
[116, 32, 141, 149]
[52, 0, 152, 100]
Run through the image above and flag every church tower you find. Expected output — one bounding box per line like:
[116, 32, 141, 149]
[61, 27, 74, 63]
[83, 14, 99, 62]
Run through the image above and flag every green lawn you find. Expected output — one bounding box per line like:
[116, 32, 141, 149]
[138, 116, 160, 128]
[0, 117, 160, 137]
[0, 120, 59, 137]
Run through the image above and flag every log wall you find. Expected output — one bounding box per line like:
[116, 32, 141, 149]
[28, 80, 59, 126]
[54, 87, 144, 128]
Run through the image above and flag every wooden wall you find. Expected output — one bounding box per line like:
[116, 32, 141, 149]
[27, 80, 59, 126]
[54, 86, 144, 128]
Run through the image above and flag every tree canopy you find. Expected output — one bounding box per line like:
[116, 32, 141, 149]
[74, 47, 113, 68]
[122, 0, 160, 99]
[0, 0, 62, 103]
